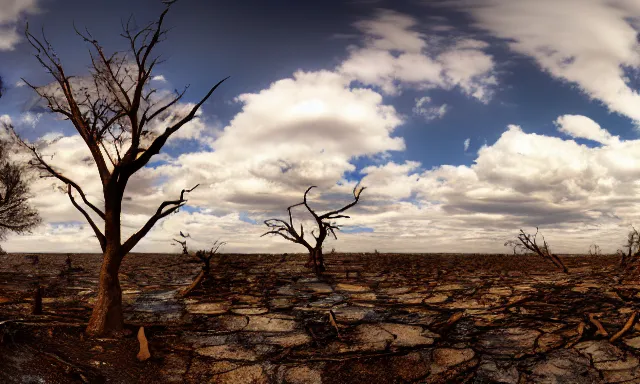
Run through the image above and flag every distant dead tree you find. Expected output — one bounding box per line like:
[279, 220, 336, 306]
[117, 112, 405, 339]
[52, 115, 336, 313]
[262, 184, 365, 274]
[0, 140, 41, 242]
[618, 227, 640, 274]
[588, 244, 602, 257]
[510, 228, 568, 273]
[3, 2, 228, 336]
[172, 231, 190, 256]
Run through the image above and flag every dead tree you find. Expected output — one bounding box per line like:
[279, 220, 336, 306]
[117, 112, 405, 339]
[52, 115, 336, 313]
[588, 244, 602, 257]
[194, 240, 225, 275]
[4, 2, 228, 336]
[172, 231, 190, 256]
[617, 227, 640, 280]
[504, 239, 528, 256]
[0, 140, 41, 241]
[180, 239, 226, 297]
[513, 228, 568, 273]
[262, 184, 366, 274]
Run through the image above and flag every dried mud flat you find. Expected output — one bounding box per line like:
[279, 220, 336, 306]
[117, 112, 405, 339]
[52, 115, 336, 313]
[1, 253, 640, 383]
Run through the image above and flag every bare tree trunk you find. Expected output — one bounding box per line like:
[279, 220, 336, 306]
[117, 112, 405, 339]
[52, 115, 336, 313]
[549, 254, 568, 274]
[316, 248, 325, 273]
[32, 284, 43, 315]
[203, 258, 210, 275]
[305, 248, 326, 274]
[86, 247, 124, 336]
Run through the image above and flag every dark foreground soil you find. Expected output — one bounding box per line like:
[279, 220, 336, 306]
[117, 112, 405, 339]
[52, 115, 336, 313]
[1, 252, 640, 383]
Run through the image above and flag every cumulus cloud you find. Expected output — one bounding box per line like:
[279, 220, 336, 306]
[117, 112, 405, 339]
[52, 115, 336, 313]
[6, 111, 640, 254]
[555, 114, 620, 145]
[0, 0, 39, 50]
[356, 119, 640, 253]
[155, 70, 405, 213]
[338, 9, 497, 101]
[9, 5, 640, 255]
[451, 0, 640, 121]
[413, 96, 448, 121]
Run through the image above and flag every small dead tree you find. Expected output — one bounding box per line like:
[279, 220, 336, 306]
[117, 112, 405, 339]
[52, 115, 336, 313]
[513, 228, 568, 273]
[180, 239, 226, 297]
[504, 239, 528, 255]
[172, 231, 190, 256]
[5, 2, 228, 336]
[262, 184, 365, 274]
[194, 240, 226, 275]
[588, 244, 602, 257]
[618, 227, 640, 276]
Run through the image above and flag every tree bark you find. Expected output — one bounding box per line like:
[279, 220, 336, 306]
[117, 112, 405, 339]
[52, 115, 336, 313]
[306, 248, 326, 274]
[86, 247, 124, 336]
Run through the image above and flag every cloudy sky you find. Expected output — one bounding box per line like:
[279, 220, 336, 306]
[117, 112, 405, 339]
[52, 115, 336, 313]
[2, 0, 640, 254]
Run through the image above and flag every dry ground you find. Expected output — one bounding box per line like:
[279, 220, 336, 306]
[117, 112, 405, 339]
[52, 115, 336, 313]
[1, 252, 640, 383]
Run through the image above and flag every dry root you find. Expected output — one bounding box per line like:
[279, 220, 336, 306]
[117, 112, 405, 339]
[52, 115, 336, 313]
[588, 313, 608, 337]
[610, 311, 636, 343]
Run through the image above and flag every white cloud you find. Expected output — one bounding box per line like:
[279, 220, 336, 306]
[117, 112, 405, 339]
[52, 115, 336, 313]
[452, 0, 640, 121]
[464, 138, 470, 151]
[413, 96, 448, 121]
[555, 114, 620, 145]
[0, 0, 39, 51]
[2, 69, 407, 252]
[19, 112, 41, 128]
[151, 75, 167, 83]
[6, 112, 640, 254]
[338, 9, 497, 101]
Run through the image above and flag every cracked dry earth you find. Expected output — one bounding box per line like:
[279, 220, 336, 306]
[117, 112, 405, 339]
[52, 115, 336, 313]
[2, 254, 640, 383]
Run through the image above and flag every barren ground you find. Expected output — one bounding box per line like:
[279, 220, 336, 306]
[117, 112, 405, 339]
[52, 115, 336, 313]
[1, 252, 640, 383]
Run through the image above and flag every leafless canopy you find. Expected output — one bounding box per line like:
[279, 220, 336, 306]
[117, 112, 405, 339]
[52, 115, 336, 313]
[262, 184, 366, 272]
[3, 1, 225, 255]
[3, 1, 228, 336]
[512, 227, 568, 273]
[0, 141, 41, 239]
[263, 184, 365, 246]
[194, 239, 226, 272]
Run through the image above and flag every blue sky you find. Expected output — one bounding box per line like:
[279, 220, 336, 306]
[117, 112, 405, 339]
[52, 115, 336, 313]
[2, 0, 640, 254]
